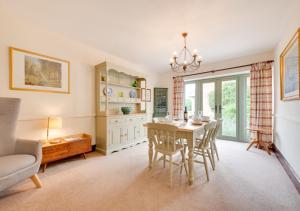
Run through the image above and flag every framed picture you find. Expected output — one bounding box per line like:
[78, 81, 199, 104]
[10, 47, 70, 94]
[280, 28, 300, 100]
[146, 89, 151, 102]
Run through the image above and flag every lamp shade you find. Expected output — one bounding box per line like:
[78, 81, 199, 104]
[48, 116, 62, 129]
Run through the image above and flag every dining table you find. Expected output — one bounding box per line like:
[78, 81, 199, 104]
[145, 120, 207, 185]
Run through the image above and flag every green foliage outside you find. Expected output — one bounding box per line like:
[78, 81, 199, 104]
[208, 81, 236, 136]
[185, 98, 192, 111]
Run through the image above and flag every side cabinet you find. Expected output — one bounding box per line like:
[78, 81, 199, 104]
[98, 114, 147, 154]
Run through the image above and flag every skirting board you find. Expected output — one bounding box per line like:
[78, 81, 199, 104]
[273, 145, 300, 194]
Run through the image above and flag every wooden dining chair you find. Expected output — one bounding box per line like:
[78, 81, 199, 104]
[193, 121, 217, 181]
[147, 123, 187, 187]
[209, 119, 222, 168]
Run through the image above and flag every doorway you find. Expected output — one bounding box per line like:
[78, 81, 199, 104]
[185, 74, 250, 142]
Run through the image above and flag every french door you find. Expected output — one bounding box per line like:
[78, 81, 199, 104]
[186, 74, 250, 142]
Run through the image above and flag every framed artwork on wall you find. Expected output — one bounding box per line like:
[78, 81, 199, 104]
[146, 89, 151, 102]
[9, 47, 70, 94]
[280, 28, 300, 101]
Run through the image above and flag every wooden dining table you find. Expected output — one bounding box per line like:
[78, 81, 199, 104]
[145, 120, 207, 185]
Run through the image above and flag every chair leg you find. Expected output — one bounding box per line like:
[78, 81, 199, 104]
[180, 150, 188, 175]
[153, 151, 158, 167]
[210, 142, 216, 169]
[207, 149, 215, 170]
[202, 149, 209, 182]
[169, 155, 173, 188]
[30, 174, 42, 188]
[180, 151, 183, 175]
[183, 153, 188, 176]
[163, 155, 166, 168]
[214, 142, 220, 161]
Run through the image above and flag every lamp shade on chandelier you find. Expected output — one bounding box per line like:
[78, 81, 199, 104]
[170, 32, 202, 72]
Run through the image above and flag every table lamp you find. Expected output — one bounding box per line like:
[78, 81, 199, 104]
[47, 116, 62, 143]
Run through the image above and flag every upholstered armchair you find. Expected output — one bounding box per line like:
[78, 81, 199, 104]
[0, 97, 42, 192]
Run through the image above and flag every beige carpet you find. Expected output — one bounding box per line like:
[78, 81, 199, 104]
[0, 140, 299, 211]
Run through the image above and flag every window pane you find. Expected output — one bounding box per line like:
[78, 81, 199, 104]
[221, 80, 237, 137]
[185, 83, 195, 117]
[202, 82, 215, 119]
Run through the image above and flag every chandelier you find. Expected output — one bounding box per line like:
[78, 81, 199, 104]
[170, 32, 202, 72]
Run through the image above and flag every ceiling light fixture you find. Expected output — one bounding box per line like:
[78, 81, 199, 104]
[170, 32, 202, 72]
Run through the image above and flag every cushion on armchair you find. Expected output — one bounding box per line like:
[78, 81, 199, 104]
[0, 154, 36, 178]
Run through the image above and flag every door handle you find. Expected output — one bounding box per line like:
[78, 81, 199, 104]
[219, 105, 223, 114]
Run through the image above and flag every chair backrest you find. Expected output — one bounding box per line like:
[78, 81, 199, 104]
[0, 97, 21, 156]
[146, 123, 178, 152]
[198, 121, 217, 149]
[211, 119, 222, 141]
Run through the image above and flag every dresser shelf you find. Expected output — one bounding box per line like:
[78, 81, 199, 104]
[101, 81, 141, 89]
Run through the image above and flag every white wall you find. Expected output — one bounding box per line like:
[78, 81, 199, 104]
[158, 51, 274, 114]
[0, 10, 158, 144]
[273, 1, 300, 179]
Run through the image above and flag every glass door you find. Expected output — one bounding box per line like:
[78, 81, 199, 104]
[202, 82, 216, 120]
[219, 79, 238, 140]
[194, 75, 250, 142]
[185, 74, 249, 142]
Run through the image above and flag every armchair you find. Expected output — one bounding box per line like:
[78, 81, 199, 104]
[0, 98, 42, 192]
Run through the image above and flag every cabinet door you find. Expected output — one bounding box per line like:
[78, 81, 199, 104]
[134, 126, 140, 139]
[112, 127, 121, 146]
[140, 124, 146, 137]
[120, 127, 128, 145]
[127, 126, 135, 142]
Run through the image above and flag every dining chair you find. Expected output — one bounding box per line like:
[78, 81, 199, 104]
[147, 123, 187, 187]
[193, 121, 217, 181]
[209, 119, 222, 168]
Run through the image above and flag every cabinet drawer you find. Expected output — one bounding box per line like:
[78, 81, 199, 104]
[125, 117, 135, 125]
[68, 139, 91, 156]
[109, 118, 124, 126]
[42, 144, 69, 163]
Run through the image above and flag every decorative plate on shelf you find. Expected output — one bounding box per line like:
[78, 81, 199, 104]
[129, 90, 137, 98]
[103, 86, 113, 96]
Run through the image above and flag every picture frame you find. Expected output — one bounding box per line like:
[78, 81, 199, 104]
[146, 88, 151, 102]
[280, 28, 300, 101]
[10, 47, 70, 94]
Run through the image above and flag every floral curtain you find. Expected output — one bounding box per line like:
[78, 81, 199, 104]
[250, 62, 273, 142]
[173, 77, 184, 117]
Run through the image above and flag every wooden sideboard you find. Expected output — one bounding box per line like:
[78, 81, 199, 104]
[41, 134, 92, 172]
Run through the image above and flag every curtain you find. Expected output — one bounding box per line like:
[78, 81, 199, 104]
[250, 62, 273, 142]
[173, 77, 184, 117]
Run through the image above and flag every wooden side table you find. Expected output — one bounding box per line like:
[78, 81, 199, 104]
[246, 128, 272, 155]
[41, 134, 92, 172]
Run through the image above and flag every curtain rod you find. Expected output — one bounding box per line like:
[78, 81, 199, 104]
[172, 60, 274, 79]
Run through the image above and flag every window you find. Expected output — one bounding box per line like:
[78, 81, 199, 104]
[185, 83, 195, 117]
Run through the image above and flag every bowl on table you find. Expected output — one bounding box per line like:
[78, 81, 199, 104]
[200, 116, 210, 122]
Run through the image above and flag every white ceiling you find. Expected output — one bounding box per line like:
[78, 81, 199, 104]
[0, 0, 296, 72]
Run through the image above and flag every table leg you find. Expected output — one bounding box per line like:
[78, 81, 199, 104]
[148, 137, 153, 169]
[186, 134, 195, 185]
